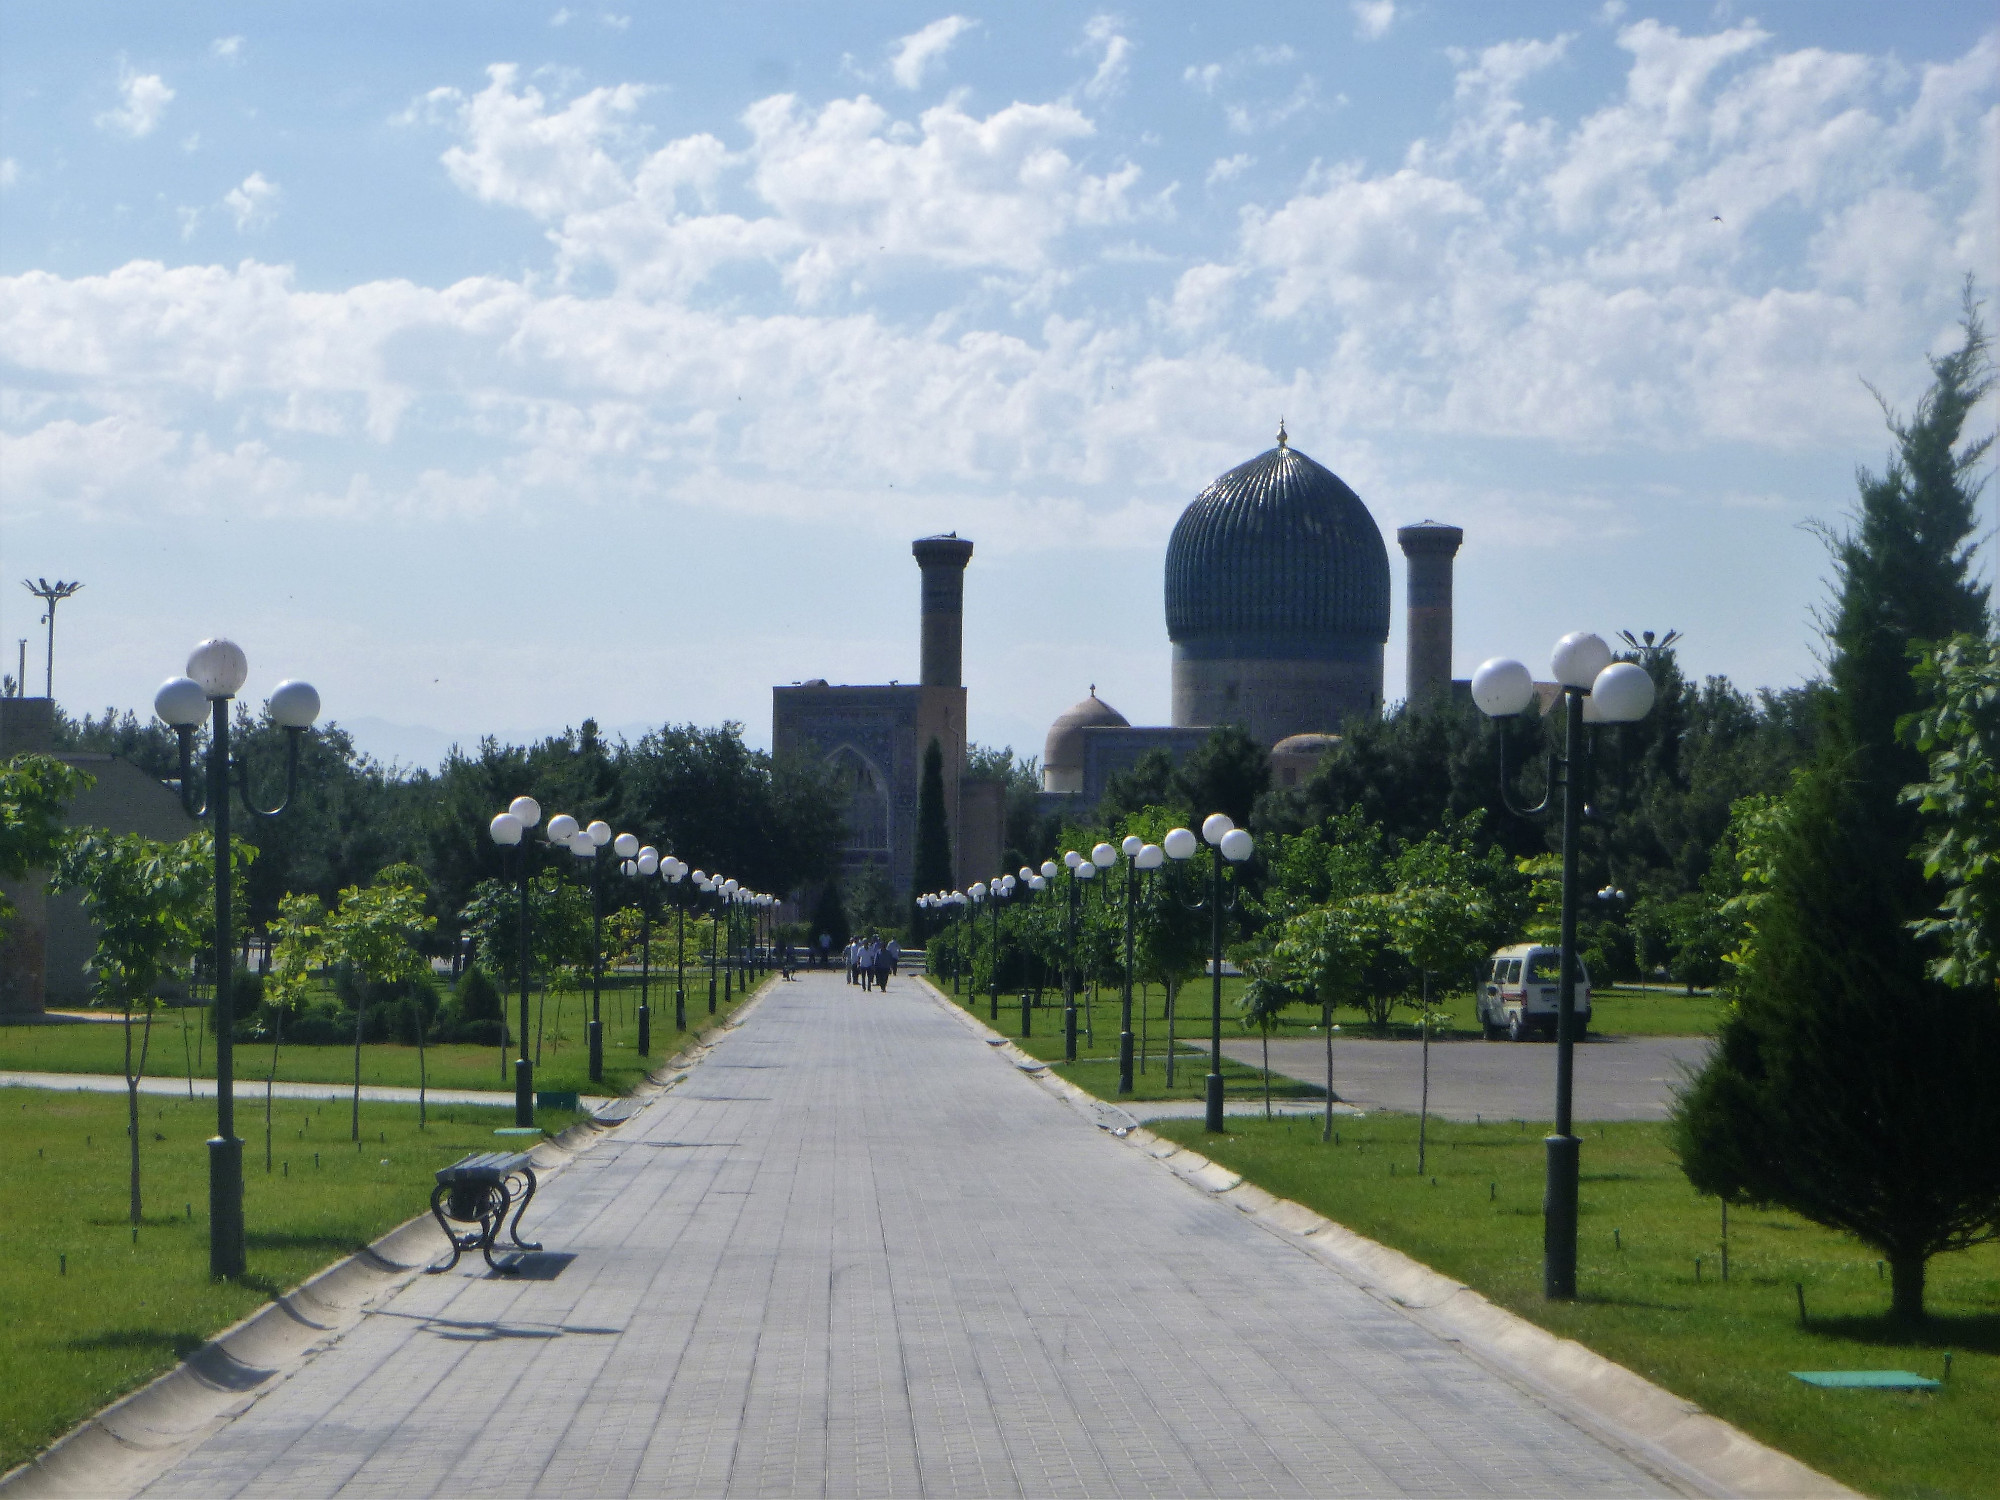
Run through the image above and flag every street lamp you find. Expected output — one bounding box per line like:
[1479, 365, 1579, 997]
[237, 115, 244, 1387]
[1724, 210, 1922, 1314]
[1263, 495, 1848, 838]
[1164, 814, 1255, 1132]
[618, 836, 659, 1056]
[154, 639, 319, 1280]
[1116, 836, 1163, 1095]
[692, 873, 720, 1013]
[660, 857, 689, 1030]
[487, 794, 542, 1127]
[986, 875, 1017, 1022]
[721, 879, 741, 1003]
[1472, 631, 1655, 1300]
[558, 818, 616, 1083]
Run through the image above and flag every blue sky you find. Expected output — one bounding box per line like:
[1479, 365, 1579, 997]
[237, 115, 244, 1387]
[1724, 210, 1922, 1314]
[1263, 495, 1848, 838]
[3, 2, 1994, 770]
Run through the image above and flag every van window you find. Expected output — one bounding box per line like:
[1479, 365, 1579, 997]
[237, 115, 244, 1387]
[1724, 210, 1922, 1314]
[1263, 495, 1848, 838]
[1527, 953, 1591, 985]
[1504, 960, 1522, 984]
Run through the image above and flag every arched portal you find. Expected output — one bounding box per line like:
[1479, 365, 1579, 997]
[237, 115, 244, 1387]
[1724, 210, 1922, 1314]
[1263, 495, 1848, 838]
[826, 744, 891, 857]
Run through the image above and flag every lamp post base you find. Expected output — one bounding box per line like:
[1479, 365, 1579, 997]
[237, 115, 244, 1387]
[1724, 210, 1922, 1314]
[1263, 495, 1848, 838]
[1020, 992, 1031, 1038]
[989, 990, 998, 1023]
[587, 1020, 604, 1083]
[707, 980, 717, 1015]
[208, 1134, 245, 1279]
[1064, 1002, 1077, 1062]
[1204, 1073, 1224, 1133]
[1543, 1133, 1580, 1299]
[513, 1058, 534, 1128]
[1118, 1030, 1134, 1095]
[675, 989, 687, 1032]
[637, 1005, 650, 1057]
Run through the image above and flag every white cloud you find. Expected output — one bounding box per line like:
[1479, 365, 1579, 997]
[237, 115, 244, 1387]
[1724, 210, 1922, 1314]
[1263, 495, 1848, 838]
[889, 16, 977, 90]
[600, 13, 630, 30]
[1351, 2, 1396, 41]
[549, 8, 571, 25]
[1225, 78, 1317, 135]
[0, 158, 17, 188]
[211, 36, 244, 62]
[425, 68, 1143, 303]
[1081, 15, 1132, 101]
[1184, 63, 1222, 96]
[96, 65, 174, 139]
[1206, 153, 1253, 186]
[224, 171, 281, 231]
[177, 206, 201, 239]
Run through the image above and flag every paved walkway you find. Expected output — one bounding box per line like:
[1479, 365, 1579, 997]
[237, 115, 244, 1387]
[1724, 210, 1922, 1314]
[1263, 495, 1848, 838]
[1218, 1035, 1712, 1122]
[0, 1071, 616, 1114]
[138, 972, 1676, 1498]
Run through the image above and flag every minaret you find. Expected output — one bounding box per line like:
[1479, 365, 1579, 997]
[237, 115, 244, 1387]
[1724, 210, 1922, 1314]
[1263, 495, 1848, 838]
[1395, 521, 1463, 708]
[911, 534, 975, 687]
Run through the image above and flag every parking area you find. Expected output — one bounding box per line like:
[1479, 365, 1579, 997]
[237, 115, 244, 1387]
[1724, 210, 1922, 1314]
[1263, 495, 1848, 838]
[1216, 1033, 1712, 1122]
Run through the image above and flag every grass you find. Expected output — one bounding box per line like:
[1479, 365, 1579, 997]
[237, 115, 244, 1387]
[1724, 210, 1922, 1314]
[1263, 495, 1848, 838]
[1149, 1111, 1998, 1500]
[0, 1088, 586, 1477]
[933, 970, 1716, 1048]
[0, 974, 770, 1475]
[5, 971, 751, 1098]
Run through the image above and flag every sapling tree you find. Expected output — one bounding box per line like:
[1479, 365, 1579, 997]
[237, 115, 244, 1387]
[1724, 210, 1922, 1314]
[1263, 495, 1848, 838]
[50, 830, 217, 1225]
[323, 869, 434, 1134]
[263, 891, 323, 1170]
[0, 754, 89, 932]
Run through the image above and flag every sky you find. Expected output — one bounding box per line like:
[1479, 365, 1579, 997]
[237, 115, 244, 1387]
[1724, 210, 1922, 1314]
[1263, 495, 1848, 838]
[2, 1, 1995, 773]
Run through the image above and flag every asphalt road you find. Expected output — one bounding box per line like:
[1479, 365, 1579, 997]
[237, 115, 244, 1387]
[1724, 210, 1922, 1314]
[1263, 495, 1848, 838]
[1218, 1033, 1713, 1122]
[135, 971, 1673, 1498]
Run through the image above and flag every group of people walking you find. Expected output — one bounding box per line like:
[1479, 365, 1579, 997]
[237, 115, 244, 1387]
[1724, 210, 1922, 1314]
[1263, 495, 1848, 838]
[845, 933, 899, 991]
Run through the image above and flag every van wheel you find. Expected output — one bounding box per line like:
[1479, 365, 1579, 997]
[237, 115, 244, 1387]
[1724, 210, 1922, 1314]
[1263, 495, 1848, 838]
[1507, 1011, 1526, 1043]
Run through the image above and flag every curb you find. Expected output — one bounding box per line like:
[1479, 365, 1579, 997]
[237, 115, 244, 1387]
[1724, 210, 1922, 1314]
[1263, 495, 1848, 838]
[0, 978, 779, 1500]
[918, 978, 1858, 1500]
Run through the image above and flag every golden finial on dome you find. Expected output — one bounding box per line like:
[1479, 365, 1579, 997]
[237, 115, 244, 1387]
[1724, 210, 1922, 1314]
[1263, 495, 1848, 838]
[1277, 417, 1289, 449]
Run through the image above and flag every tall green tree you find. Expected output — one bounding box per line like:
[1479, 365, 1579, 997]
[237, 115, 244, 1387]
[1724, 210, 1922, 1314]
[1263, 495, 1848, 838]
[910, 737, 953, 936]
[50, 830, 216, 1225]
[1674, 298, 2000, 1322]
[0, 754, 89, 934]
[1905, 632, 2000, 990]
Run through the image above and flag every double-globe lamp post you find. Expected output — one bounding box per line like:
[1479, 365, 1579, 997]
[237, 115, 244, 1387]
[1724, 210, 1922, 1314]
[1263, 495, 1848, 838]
[617, 836, 660, 1056]
[1116, 836, 1164, 1096]
[154, 640, 321, 1280]
[1164, 814, 1255, 1133]
[487, 796, 546, 1127]
[1471, 630, 1655, 1300]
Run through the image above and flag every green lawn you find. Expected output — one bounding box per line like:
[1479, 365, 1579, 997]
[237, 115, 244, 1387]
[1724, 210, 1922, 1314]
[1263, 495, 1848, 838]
[1150, 1112, 1997, 1500]
[933, 970, 1716, 1047]
[0, 1088, 586, 1476]
[6, 971, 752, 1098]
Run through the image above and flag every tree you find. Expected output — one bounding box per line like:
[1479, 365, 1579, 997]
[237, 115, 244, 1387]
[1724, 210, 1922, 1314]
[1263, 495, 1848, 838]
[1674, 298, 1999, 1322]
[1236, 974, 1297, 1118]
[0, 753, 90, 932]
[262, 891, 323, 1169]
[1174, 725, 1270, 829]
[910, 737, 953, 936]
[1905, 632, 2000, 989]
[50, 830, 215, 1225]
[809, 880, 850, 955]
[323, 872, 434, 1134]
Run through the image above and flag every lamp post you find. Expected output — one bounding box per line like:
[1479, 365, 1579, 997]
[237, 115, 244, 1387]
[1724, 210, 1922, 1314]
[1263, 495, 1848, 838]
[1164, 814, 1255, 1132]
[661, 857, 689, 1030]
[1117, 836, 1163, 1095]
[153, 640, 319, 1279]
[1088, 844, 1116, 1046]
[693, 873, 719, 1012]
[619, 836, 659, 1056]
[562, 819, 614, 1082]
[487, 795, 543, 1127]
[1471, 632, 1655, 1299]
[1059, 852, 1084, 1062]
[720, 879, 740, 1003]
[987, 875, 1016, 1021]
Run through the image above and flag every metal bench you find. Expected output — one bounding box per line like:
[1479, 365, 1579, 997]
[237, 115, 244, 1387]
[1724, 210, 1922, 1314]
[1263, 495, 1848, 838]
[427, 1151, 543, 1274]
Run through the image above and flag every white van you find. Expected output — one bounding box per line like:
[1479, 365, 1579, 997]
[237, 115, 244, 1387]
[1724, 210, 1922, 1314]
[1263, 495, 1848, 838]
[1478, 944, 1591, 1041]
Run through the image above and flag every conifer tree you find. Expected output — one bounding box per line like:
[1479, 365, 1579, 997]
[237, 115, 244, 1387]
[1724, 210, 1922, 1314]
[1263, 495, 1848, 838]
[910, 737, 953, 936]
[1673, 296, 2000, 1322]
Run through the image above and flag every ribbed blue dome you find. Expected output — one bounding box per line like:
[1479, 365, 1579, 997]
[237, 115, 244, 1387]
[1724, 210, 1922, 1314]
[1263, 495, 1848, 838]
[1165, 443, 1390, 651]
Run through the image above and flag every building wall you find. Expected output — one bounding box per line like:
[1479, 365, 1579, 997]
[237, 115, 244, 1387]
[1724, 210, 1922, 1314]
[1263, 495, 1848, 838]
[771, 682, 967, 900]
[956, 778, 1007, 887]
[1170, 647, 1381, 746]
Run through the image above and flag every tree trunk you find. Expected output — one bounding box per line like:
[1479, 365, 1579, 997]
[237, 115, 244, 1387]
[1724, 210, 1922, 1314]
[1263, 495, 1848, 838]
[1262, 1023, 1272, 1118]
[1418, 973, 1431, 1177]
[1322, 997, 1334, 1143]
[125, 999, 141, 1226]
[351, 1000, 363, 1141]
[1164, 978, 1178, 1087]
[1890, 1253, 1926, 1323]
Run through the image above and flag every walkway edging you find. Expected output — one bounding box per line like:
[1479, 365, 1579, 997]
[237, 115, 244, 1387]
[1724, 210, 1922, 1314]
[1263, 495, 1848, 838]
[0, 979, 782, 1500]
[919, 978, 1855, 1500]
